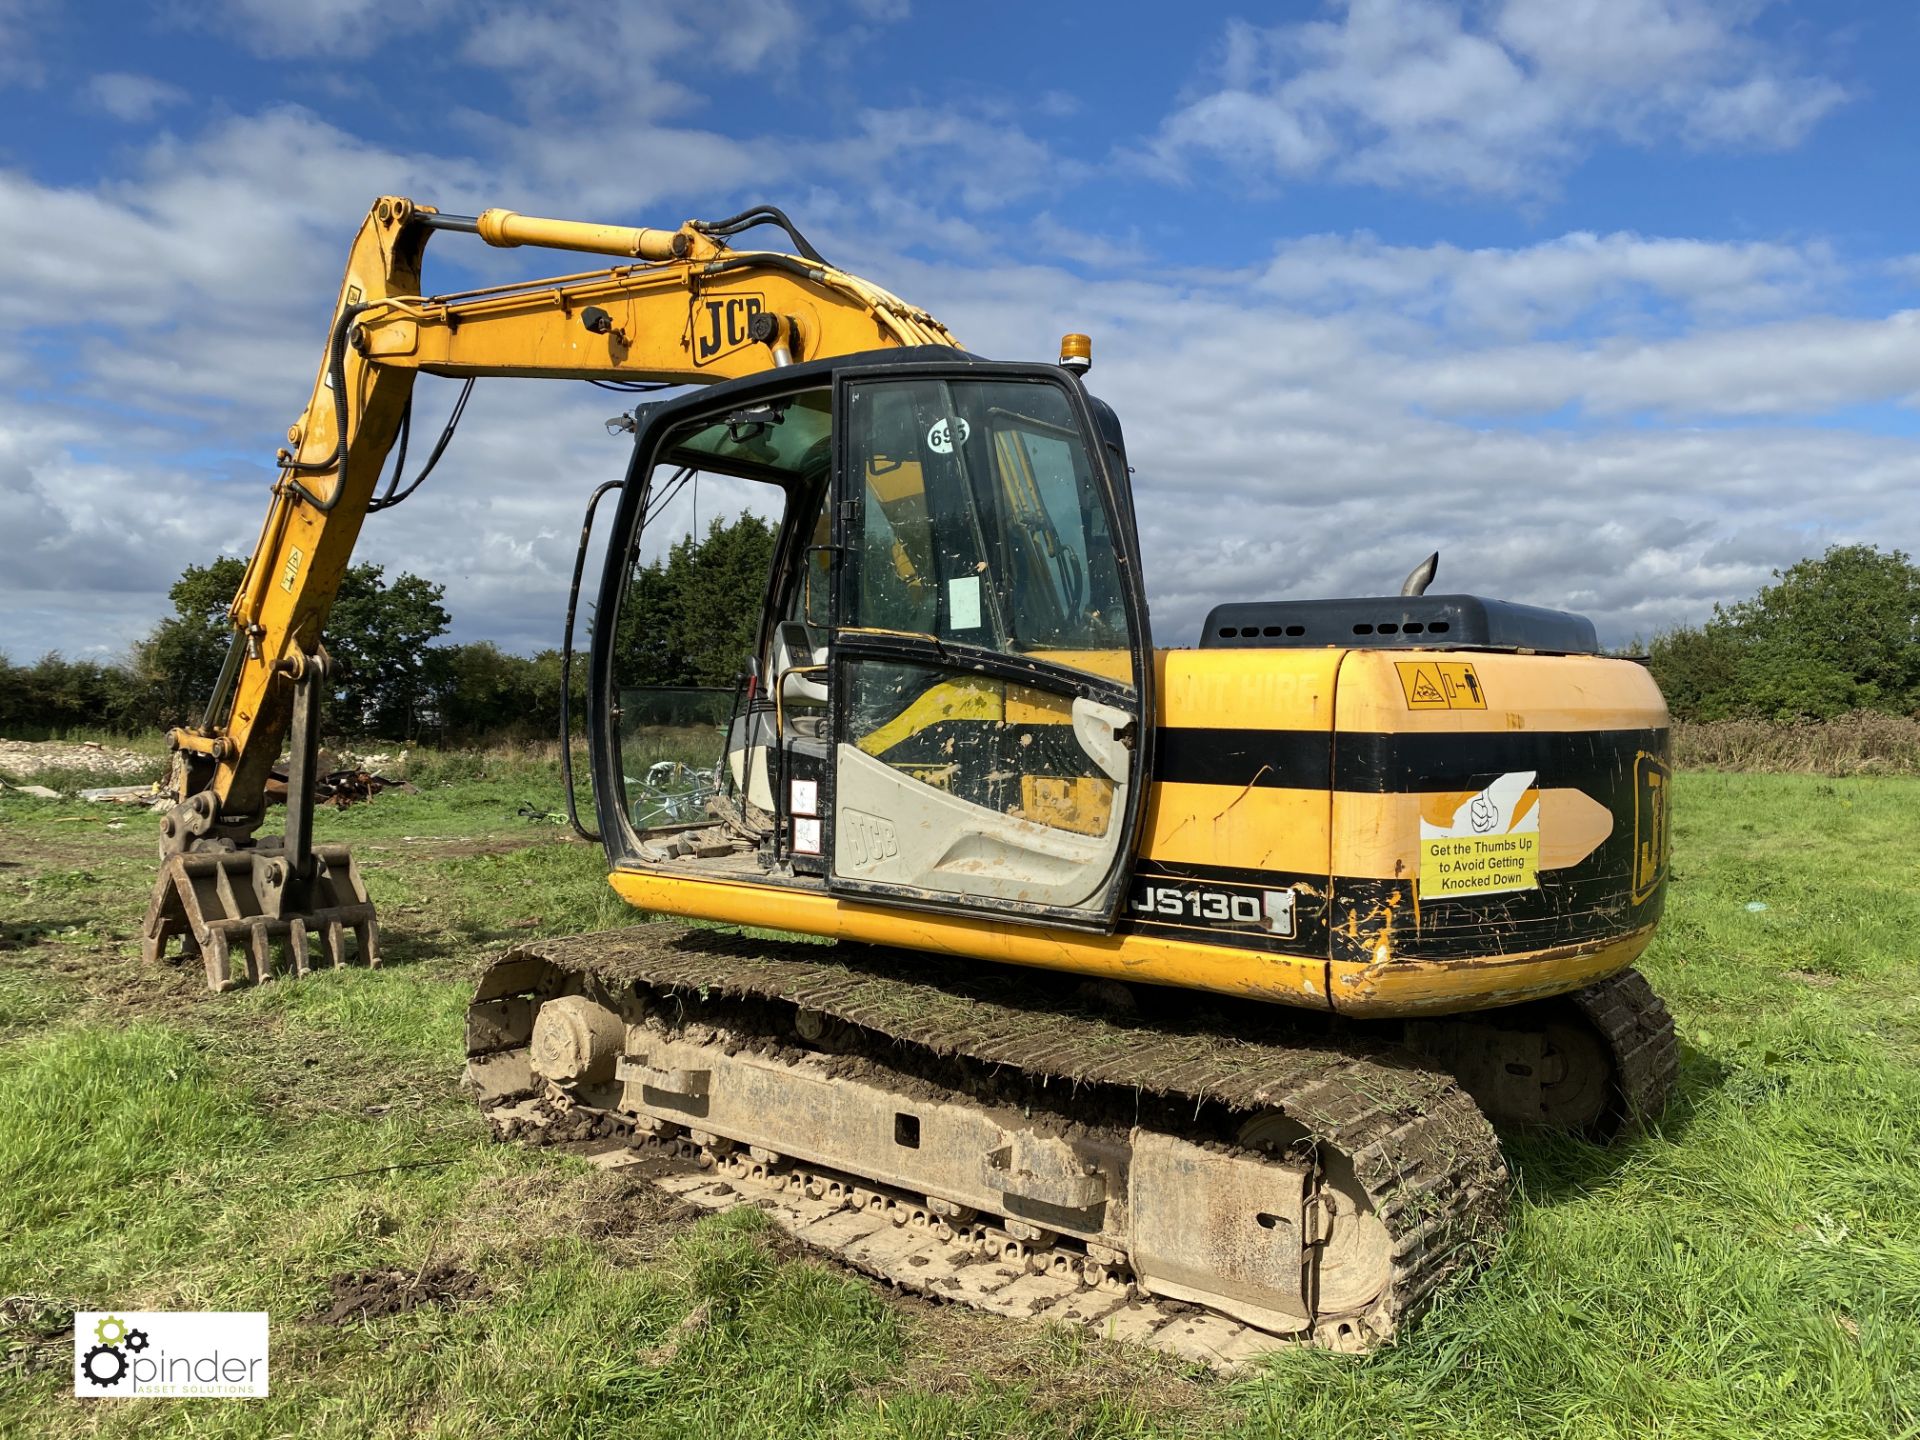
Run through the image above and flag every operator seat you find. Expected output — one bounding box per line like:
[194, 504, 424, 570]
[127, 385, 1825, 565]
[772, 621, 829, 709]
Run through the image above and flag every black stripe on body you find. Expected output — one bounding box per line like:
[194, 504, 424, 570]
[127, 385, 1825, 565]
[1152, 729, 1332, 791]
[1149, 725, 1668, 795]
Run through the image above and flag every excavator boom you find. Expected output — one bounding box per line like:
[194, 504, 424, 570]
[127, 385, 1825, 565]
[146, 195, 960, 984]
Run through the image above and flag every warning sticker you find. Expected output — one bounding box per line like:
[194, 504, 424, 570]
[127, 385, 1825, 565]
[1419, 770, 1539, 898]
[1396, 660, 1486, 710]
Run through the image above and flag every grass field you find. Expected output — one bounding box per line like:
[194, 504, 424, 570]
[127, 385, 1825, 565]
[0, 753, 1916, 1438]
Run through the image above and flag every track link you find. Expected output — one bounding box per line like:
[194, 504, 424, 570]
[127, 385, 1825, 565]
[467, 926, 1509, 1359]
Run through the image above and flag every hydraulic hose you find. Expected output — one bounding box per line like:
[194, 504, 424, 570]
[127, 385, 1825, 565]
[282, 300, 377, 512]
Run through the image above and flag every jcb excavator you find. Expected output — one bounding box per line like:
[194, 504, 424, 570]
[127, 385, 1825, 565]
[142, 196, 1676, 1362]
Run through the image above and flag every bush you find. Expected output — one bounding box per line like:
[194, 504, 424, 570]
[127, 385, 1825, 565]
[1673, 710, 1920, 775]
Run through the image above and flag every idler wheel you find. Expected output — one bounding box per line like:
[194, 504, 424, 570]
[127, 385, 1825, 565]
[529, 993, 625, 1087]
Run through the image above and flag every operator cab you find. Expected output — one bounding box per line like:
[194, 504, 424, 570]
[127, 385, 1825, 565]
[588, 349, 1155, 932]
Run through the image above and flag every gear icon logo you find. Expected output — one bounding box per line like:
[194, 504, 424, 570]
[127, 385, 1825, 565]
[77, 1313, 154, 1393]
[81, 1343, 128, 1387]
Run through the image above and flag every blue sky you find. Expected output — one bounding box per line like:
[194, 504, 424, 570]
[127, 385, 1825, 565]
[3, 0, 1918, 660]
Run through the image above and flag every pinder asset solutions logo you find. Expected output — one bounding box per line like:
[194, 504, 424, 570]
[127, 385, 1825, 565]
[74, 1311, 269, 1398]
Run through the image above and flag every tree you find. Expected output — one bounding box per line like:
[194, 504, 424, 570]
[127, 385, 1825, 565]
[1646, 623, 1746, 722]
[327, 564, 451, 737]
[1649, 544, 1920, 721]
[1717, 544, 1920, 719]
[0, 653, 134, 736]
[129, 556, 249, 728]
[611, 511, 777, 688]
[112, 558, 450, 739]
[423, 642, 584, 742]
[8, 512, 768, 742]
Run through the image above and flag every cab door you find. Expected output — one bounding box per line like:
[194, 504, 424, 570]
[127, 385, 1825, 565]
[825, 363, 1154, 930]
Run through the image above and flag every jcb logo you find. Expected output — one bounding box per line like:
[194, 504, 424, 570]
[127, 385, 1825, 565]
[1631, 751, 1671, 904]
[841, 808, 898, 871]
[695, 294, 766, 366]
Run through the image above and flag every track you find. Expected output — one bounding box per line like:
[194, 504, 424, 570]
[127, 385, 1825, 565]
[1401, 961, 1679, 1135]
[467, 926, 1512, 1361]
[1572, 968, 1679, 1126]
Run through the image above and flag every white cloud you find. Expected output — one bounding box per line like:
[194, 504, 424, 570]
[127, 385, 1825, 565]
[0, 107, 491, 418]
[816, 105, 1081, 214]
[0, 398, 258, 660]
[83, 72, 190, 123]
[1390, 310, 1920, 419]
[1254, 230, 1831, 334]
[887, 248, 1920, 645]
[1146, 1, 1849, 196]
[460, 0, 805, 117]
[204, 0, 452, 59]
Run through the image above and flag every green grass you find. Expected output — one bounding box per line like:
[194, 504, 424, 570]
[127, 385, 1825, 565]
[0, 767, 1916, 1436]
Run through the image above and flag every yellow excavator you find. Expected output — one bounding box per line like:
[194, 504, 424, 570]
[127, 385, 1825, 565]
[142, 196, 1675, 1361]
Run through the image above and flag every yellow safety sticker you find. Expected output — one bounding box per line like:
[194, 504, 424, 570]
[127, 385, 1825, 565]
[1396, 659, 1486, 710]
[281, 545, 304, 593]
[1418, 770, 1539, 898]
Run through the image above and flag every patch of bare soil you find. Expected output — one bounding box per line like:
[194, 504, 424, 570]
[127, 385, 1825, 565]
[640, 1299, 714, 1368]
[0, 929, 210, 1026]
[575, 1163, 703, 1238]
[874, 1292, 1213, 1417]
[366, 835, 566, 861]
[81, 946, 207, 1014]
[1788, 969, 1839, 988]
[448, 1162, 705, 1274]
[0, 1294, 78, 1376]
[0, 739, 157, 781]
[0, 827, 138, 870]
[317, 1261, 489, 1325]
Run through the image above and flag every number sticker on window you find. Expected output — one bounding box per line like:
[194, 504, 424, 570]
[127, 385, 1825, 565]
[925, 416, 970, 454]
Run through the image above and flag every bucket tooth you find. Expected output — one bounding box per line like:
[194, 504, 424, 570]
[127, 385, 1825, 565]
[246, 924, 278, 985]
[139, 843, 379, 993]
[322, 917, 348, 970]
[202, 928, 235, 992]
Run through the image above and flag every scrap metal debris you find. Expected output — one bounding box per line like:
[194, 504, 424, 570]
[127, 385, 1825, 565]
[264, 766, 414, 809]
[79, 785, 165, 805]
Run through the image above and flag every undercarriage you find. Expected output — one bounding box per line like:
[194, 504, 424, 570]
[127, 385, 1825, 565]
[466, 926, 1675, 1361]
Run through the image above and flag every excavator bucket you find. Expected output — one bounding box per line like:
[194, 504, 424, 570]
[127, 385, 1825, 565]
[141, 845, 379, 992]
